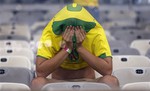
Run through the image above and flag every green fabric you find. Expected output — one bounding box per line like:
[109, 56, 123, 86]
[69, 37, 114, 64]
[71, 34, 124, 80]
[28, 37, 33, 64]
[52, 18, 95, 62]
[37, 55, 48, 60]
[99, 53, 107, 59]
[52, 18, 96, 35]
[67, 4, 82, 11]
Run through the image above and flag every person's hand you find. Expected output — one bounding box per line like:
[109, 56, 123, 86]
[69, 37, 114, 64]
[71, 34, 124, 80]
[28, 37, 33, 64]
[75, 26, 86, 48]
[62, 26, 74, 50]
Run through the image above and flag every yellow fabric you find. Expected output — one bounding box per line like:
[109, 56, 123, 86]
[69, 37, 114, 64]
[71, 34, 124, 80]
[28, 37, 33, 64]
[37, 3, 111, 70]
[73, 0, 99, 7]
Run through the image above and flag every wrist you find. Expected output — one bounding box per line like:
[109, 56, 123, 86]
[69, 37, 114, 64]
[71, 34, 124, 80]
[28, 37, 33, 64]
[63, 46, 72, 54]
[77, 45, 84, 52]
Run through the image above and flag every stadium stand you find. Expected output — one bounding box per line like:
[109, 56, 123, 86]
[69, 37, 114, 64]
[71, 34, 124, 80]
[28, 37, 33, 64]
[0, 0, 150, 90]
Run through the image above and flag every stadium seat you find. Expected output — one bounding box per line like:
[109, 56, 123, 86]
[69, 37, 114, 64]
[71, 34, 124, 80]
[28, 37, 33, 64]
[113, 67, 150, 87]
[112, 55, 150, 71]
[108, 40, 127, 48]
[0, 67, 33, 86]
[130, 39, 150, 55]
[122, 82, 150, 90]
[0, 48, 34, 63]
[0, 82, 31, 91]
[0, 24, 31, 41]
[0, 56, 32, 70]
[0, 40, 30, 48]
[0, 12, 13, 24]
[145, 48, 150, 58]
[111, 47, 140, 55]
[42, 82, 111, 91]
[0, 35, 29, 41]
[112, 30, 150, 45]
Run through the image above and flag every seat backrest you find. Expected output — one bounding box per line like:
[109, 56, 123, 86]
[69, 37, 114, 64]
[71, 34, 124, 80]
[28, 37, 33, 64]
[0, 67, 33, 86]
[145, 48, 150, 59]
[0, 48, 34, 63]
[122, 82, 150, 90]
[0, 40, 30, 48]
[0, 56, 31, 70]
[108, 40, 127, 48]
[112, 55, 150, 71]
[42, 82, 111, 91]
[113, 67, 150, 87]
[111, 47, 140, 55]
[113, 30, 150, 46]
[130, 39, 150, 55]
[0, 82, 31, 91]
[0, 24, 31, 41]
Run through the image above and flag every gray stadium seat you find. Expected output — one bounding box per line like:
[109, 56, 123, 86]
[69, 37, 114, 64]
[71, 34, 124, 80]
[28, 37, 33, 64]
[0, 24, 31, 41]
[111, 47, 140, 55]
[0, 48, 34, 63]
[0, 83, 31, 91]
[0, 56, 32, 70]
[112, 55, 150, 71]
[42, 82, 111, 91]
[113, 67, 150, 87]
[122, 82, 150, 90]
[113, 30, 150, 45]
[108, 40, 127, 48]
[0, 40, 30, 48]
[145, 49, 150, 59]
[0, 67, 33, 86]
[0, 35, 29, 41]
[130, 39, 150, 55]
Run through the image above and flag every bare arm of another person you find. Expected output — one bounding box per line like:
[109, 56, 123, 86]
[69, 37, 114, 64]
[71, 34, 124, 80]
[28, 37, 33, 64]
[36, 26, 74, 77]
[75, 26, 112, 76]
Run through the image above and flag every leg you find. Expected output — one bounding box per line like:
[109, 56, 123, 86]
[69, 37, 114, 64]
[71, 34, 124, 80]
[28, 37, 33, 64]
[96, 75, 120, 89]
[31, 77, 49, 90]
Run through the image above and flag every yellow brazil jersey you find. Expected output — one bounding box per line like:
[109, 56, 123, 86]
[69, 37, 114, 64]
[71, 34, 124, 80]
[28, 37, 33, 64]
[37, 3, 111, 70]
[73, 0, 99, 7]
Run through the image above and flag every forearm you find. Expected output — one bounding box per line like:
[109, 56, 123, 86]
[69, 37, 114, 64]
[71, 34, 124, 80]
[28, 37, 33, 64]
[36, 49, 69, 77]
[77, 46, 112, 76]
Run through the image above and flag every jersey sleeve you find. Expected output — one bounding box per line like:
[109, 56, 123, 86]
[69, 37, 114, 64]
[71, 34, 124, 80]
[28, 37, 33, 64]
[93, 27, 112, 58]
[37, 21, 54, 59]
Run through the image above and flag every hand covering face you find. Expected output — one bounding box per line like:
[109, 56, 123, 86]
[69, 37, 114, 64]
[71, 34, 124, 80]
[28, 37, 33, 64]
[51, 3, 97, 62]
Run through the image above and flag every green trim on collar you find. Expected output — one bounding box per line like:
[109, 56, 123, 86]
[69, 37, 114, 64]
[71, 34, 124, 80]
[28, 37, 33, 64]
[67, 4, 82, 11]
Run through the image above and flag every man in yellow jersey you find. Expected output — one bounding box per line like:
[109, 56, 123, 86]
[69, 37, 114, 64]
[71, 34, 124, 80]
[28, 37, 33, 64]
[73, 0, 101, 23]
[31, 3, 119, 90]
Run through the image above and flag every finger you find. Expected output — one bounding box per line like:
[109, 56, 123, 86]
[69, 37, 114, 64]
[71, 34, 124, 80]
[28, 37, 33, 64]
[75, 27, 82, 43]
[79, 26, 86, 39]
[65, 26, 73, 42]
[77, 26, 85, 41]
[63, 26, 69, 38]
[69, 27, 74, 42]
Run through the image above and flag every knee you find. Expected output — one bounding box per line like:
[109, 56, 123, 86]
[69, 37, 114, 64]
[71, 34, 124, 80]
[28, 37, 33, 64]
[97, 75, 120, 88]
[102, 75, 119, 84]
[31, 77, 47, 89]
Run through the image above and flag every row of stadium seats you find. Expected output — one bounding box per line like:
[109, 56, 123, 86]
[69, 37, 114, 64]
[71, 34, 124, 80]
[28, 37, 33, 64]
[0, 2, 150, 91]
